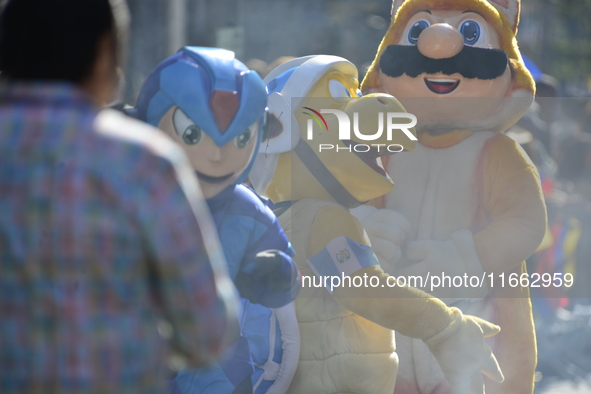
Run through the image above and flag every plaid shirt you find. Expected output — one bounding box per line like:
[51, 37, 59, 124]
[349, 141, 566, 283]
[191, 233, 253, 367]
[0, 82, 238, 394]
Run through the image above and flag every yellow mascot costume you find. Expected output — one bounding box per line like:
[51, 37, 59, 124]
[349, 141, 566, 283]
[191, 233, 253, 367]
[251, 55, 504, 394]
[356, 0, 547, 393]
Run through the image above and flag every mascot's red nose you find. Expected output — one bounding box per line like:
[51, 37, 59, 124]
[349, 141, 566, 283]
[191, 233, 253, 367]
[210, 90, 239, 133]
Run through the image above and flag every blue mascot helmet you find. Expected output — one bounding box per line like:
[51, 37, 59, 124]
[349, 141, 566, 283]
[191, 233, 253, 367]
[135, 46, 268, 183]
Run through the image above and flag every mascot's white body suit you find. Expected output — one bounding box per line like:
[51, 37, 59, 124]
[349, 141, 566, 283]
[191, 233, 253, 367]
[356, 0, 547, 393]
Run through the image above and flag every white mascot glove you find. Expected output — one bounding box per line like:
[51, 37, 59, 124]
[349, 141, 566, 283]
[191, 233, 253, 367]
[402, 229, 487, 302]
[424, 307, 504, 394]
[350, 205, 410, 273]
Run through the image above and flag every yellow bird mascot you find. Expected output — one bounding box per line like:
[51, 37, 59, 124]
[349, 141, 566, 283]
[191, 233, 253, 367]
[356, 0, 547, 393]
[250, 55, 504, 394]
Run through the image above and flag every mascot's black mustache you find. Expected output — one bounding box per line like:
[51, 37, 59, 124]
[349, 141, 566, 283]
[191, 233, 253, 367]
[379, 45, 508, 80]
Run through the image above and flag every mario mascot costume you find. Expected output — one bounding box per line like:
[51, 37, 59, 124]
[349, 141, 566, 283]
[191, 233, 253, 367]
[132, 47, 301, 394]
[357, 0, 547, 393]
[250, 55, 504, 394]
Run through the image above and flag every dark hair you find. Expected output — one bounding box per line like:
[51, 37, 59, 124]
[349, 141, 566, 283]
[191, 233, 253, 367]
[0, 0, 118, 83]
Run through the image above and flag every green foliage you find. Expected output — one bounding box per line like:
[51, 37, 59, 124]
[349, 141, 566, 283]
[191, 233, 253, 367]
[542, 0, 591, 89]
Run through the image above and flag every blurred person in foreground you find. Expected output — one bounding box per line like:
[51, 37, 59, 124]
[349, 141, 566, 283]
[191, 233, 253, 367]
[0, 1, 239, 393]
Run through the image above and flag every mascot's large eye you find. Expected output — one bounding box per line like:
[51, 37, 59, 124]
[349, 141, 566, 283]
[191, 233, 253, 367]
[173, 107, 203, 145]
[182, 125, 203, 145]
[460, 20, 485, 46]
[408, 20, 430, 44]
[235, 129, 253, 148]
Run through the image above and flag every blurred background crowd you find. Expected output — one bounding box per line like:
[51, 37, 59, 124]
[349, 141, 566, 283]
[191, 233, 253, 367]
[123, 0, 591, 392]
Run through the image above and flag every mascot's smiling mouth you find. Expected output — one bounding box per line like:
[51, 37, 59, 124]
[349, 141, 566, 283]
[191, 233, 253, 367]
[425, 78, 460, 94]
[197, 172, 234, 183]
[342, 140, 389, 177]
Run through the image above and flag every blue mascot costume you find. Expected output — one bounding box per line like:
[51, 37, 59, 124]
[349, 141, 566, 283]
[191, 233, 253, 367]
[133, 47, 301, 394]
